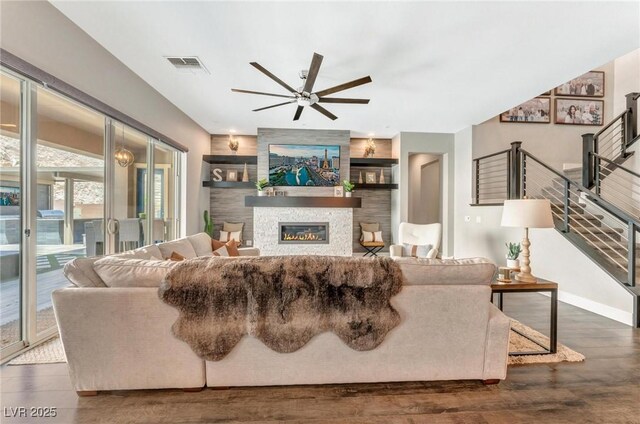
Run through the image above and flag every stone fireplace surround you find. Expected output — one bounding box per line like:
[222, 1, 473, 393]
[254, 207, 352, 256]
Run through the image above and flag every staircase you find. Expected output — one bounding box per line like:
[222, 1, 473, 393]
[473, 92, 640, 327]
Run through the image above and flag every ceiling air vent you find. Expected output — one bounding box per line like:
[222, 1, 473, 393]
[165, 56, 210, 75]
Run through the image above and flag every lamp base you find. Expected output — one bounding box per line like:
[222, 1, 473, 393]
[514, 272, 537, 283]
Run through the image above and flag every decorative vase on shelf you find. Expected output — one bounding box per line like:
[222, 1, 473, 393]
[242, 163, 249, 182]
[358, 172, 363, 184]
[258, 190, 265, 197]
[506, 258, 520, 269]
[345, 191, 352, 198]
[379, 169, 385, 184]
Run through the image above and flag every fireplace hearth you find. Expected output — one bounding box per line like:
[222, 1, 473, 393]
[279, 222, 329, 244]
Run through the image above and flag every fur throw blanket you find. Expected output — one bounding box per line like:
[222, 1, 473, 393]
[158, 256, 404, 361]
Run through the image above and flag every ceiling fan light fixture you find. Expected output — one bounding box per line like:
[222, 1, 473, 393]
[297, 98, 311, 107]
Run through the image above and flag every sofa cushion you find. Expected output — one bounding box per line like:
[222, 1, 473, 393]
[158, 238, 197, 260]
[394, 257, 496, 286]
[93, 257, 177, 288]
[187, 233, 214, 256]
[111, 244, 162, 260]
[63, 257, 107, 287]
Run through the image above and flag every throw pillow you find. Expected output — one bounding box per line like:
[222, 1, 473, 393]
[169, 251, 186, 261]
[373, 231, 383, 242]
[212, 239, 240, 257]
[360, 222, 379, 241]
[403, 243, 433, 258]
[213, 246, 230, 257]
[361, 231, 374, 242]
[223, 222, 244, 233]
[219, 230, 241, 243]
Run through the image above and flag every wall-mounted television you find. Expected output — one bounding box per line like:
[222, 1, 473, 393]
[268, 144, 340, 187]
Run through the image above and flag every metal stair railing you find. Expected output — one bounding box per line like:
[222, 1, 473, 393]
[583, 92, 640, 189]
[521, 148, 639, 289]
[472, 148, 511, 205]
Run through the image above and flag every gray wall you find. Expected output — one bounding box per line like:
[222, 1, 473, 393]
[395, 132, 455, 256]
[472, 62, 614, 171]
[0, 1, 211, 236]
[408, 153, 441, 225]
[209, 131, 395, 251]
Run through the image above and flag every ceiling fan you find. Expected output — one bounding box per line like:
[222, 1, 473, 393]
[231, 52, 371, 121]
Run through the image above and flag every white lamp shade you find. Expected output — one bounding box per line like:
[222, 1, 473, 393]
[501, 199, 554, 228]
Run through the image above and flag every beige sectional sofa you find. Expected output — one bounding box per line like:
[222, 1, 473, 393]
[52, 234, 510, 394]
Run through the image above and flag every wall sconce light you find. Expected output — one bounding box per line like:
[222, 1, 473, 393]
[364, 138, 376, 158]
[228, 135, 239, 155]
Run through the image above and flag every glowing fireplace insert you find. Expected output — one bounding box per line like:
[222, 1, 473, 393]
[279, 222, 329, 244]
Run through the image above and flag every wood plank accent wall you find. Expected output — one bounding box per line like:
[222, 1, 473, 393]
[209, 188, 255, 243]
[352, 189, 392, 253]
[349, 138, 392, 158]
[210, 134, 257, 156]
[209, 132, 393, 250]
[257, 128, 350, 197]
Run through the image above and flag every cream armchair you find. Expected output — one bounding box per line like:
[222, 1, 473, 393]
[390, 222, 442, 259]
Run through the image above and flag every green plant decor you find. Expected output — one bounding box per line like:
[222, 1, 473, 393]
[255, 178, 269, 191]
[203, 210, 213, 236]
[505, 242, 522, 260]
[342, 180, 355, 192]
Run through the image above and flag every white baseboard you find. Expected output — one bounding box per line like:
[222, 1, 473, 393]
[540, 290, 633, 326]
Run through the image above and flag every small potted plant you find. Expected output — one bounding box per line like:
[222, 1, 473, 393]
[505, 242, 522, 269]
[255, 178, 269, 196]
[342, 180, 355, 197]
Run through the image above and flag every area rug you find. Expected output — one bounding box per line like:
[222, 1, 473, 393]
[508, 319, 585, 365]
[6, 320, 584, 366]
[7, 336, 66, 365]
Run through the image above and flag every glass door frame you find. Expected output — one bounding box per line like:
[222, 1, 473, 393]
[1, 69, 184, 361]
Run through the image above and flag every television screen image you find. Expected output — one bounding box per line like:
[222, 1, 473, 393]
[269, 144, 340, 187]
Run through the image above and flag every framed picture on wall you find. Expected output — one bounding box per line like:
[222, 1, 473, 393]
[554, 98, 604, 126]
[499, 97, 551, 123]
[554, 71, 604, 97]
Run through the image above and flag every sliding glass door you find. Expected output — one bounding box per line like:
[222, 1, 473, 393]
[0, 72, 24, 354]
[34, 86, 105, 336]
[0, 66, 184, 360]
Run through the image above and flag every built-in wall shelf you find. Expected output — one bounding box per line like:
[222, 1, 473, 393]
[203, 181, 255, 188]
[203, 155, 257, 164]
[353, 183, 399, 190]
[349, 158, 398, 167]
[245, 196, 362, 208]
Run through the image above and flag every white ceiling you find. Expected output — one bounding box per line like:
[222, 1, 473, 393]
[51, 1, 639, 138]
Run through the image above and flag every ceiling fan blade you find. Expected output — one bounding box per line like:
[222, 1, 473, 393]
[252, 100, 296, 112]
[302, 53, 323, 94]
[232, 89, 295, 99]
[293, 106, 304, 121]
[250, 62, 297, 93]
[314, 76, 372, 97]
[318, 98, 370, 104]
[310, 104, 337, 121]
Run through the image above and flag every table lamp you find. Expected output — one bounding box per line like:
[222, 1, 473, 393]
[501, 199, 554, 283]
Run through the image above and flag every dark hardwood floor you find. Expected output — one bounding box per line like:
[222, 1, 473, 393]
[1, 293, 639, 424]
